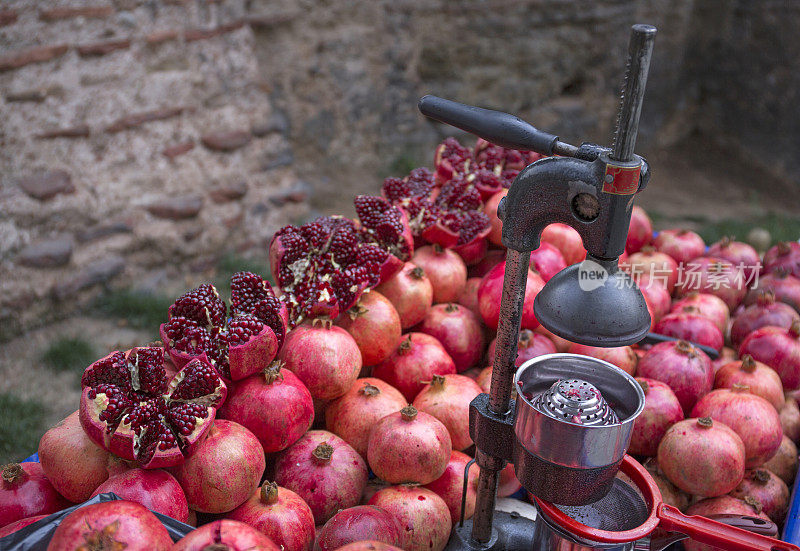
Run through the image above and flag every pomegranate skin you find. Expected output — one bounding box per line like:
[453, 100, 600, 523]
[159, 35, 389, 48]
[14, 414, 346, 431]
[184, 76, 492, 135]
[487, 329, 557, 367]
[279, 323, 362, 400]
[90, 468, 188, 523]
[780, 395, 800, 442]
[691, 387, 783, 468]
[657, 417, 746, 497]
[46, 500, 172, 551]
[654, 229, 706, 264]
[529, 242, 567, 282]
[372, 333, 457, 402]
[336, 542, 403, 551]
[731, 468, 790, 524]
[368, 405, 452, 484]
[653, 310, 724, 352]
[478, 261, 545, 330]
[763, 435, 798, 485]
[0, 514, 47, 538]
[708, 237, 761, 284]
[172, 519, 280, 551]
[674, 256, 747, 310]
[670, 292, 730, 334]
[413, 374, 482, 450]
[374, 262, 434, 330]
[169, 420, 266, 514]
[476, 365, 493, 394]
[316, 505, 402, 551]
[643, 460, 689, 511]
[535, 324, 573, 352]
[637, 340, 713, 415]
[226, 482, 316, 551]
[745, 270, 800, 313]
[0, 462, 70, 529]
[468, 249, 506, 279]
[497, 462, 522, 497]
[626, 248, 678, 293]
[739, 321, 800, 390]
[730, 292, 800, 348]
[637, 274, 672, 322]
[629, 379, 684, 457]
[626, 205, 653, 254]
[541, 223, 586, 265]
[218, 363, 314, 453]
[275, 430, 368, 525]
[764, 241, 800, 278]
[325, 378, 407, 458]
[458, 277, 483, 318]
[683, 495, 770, 551]
[714, 356, 785, 410]
[337, 291, 403, 366]
[418, 303, 485, 372]
[411, 245, 468, 304]
[369, 486, 452, 551]
[424, 450, 479, 524]
[484, 190, 506, 247]
[567, 344, 638, 375]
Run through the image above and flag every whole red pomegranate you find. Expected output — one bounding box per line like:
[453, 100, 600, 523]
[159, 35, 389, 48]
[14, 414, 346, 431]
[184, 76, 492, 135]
[411, 245, 468, 304]
[424, 450, 479, 524]
[731, 291, 800, 348]
[337, 291, 402, 366]
[739, 320, 800, 390]
[746, 269, 800, 313]
[498, 462, 522, 497]
[684, 495, 770, 551]
[458, 277, 483, 318]
[226, 482, 316, 551]
[780, 396, 800, 442]
[636, 274, 672, 321]
[764, 241, 800, 278]
[731, 468, 790, 524]
[629, 379, 684, 456]
[708, 237, 761, 284]
[637, 340, 713, 414]
[172, 519, 280, 550]
[670, 292, 730, 334]
[485, 189, 506, 248]
[541, 223, 586, 265]
[529, 242, 567, 281]
[763, 435, 798, 485]
[657, 417, 745, 496]
[535, 324, 573, 352]
[372, 333, 457, 402]
[653, 229, 705, 264]
[468, 249, 506, 278]
[487, 329, 557, 368]
[626, 205, 653, 254]
[79, 347, 227, 468]
[626, 247, 678, 293]
[715, 355, 785, 410]
[478, 260, 545, 331]
[90, 468, 188, 523]
[47, 500, 172, 551]
[369, 485, 452, 551]
[413, 374, 482, 450]
[691, 386, 783, 467]
[275, 430, 368, 524]
[169, 420, 266, 514]
[278, 322, 362, 400]
[0, 515, 47, 538]
[476, 365, 493, 394]
[374, 262, 434, 330]
[674, 257, 747, 310]
[653, 308, 724, 351]
[0, 462, 70, 529]
[325, 378, 407, 458]
[567, 343, 638, 375]
[643, 459, 689, 511]
[712, 346, 738, 374]
[336, 542, 402, 551]
[316, 505, 402, 551]
[418, 303, 485, 372]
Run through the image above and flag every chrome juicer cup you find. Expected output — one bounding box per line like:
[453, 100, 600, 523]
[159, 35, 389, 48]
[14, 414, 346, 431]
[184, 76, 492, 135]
[512, 353, 645, 505]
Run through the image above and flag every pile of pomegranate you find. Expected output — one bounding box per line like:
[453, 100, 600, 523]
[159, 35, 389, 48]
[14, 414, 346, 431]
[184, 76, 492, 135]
[3, 137, 800, 550]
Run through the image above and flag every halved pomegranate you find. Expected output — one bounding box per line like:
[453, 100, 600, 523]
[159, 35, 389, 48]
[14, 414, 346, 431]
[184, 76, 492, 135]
[79, 347, 227, 469]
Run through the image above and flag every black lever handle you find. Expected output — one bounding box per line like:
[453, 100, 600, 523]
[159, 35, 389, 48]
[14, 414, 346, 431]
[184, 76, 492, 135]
[418, 95, 560, 156]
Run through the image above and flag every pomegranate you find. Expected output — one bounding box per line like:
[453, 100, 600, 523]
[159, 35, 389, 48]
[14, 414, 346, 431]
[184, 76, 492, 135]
[654, 306, 724, 351]
[372, 333, 457, 401]
[684, 495, 769, 551]
[763, 435, 798, 485]
[731, 291, 800, 348]
[424, 450, 479, 524]
[487, 329, 557, 367]
[529, 242, 568, 281]
[275, 430, 368, 524]
[478, 260, 545, 331]
[369, 485, 452, 551]
[458, 277, 483, 318]
[654, 229, 706, 264]
[745, 269, 800, 313]
[325, 378, 407, 458]
[79, 347, 227, 468]
[670, 292, 730, 334]
[629, 379, 684, 456]
[739, 320, 800, 390]
[691, 385, 783, 467]
[337, 291, 402, 366]
[172, 519, 280, 550]
[226, 482, 316, 551]
[476, 365, 493, 394]
[708, 237, 761, 284]
[361, 479, 391, 505]
[316, 505, 402, 550]
[161, 273, 288, 381]
[674, 257, 747, 310]
[468, 248, 506, 278]
[498, 462, 522, 497]
[169, 420, 266, 514]
[367, 405, 452, 484]
[374, 262, 434, 329]
[541, 223, 586, 265]
[270, 199, 412, 324]
[218, 361, 314, 453]
[471, 138, 541, 185]
[535, 324, 572, 352]
[712, 346, 738, 374]
[643, 459, 689, 511]
[336, 543, 402, 551]
[484, 189, 506, 247]
[0, 462, 70, 529]
[411, 244, 468, 303]
[731, 468, 790, 524]
[637, 274, 672, 321]
[91, 468, 188, 522]
[418, 303, 485, 372]
[764, 241, 800, 278]
[637, 340, 713, 414]
[657, 417, 745, 496]
[567, 343, 638, 375]
[780, 395, 800, 442]
[626, 247, 678, 293]
[278, 322, 362, 400]
[715, 356, 784, 410]
[626, 205, 653, 254]
[0, 514, 47, 538]
[413, 374, 482, 450]
[46, 500, 172, 551]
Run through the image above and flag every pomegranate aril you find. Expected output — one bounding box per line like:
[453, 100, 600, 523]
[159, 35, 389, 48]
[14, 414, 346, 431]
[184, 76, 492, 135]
[230, 271, 275, 315]
[170, 359, 225, 401]
[169, 284, 227, 327]
[129, 348, 168, 395]
[81, 352, 129, 390]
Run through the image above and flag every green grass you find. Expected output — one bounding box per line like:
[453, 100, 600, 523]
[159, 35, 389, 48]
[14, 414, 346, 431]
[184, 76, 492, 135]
[0, 392, 47, 464]
[41, 337, 96, 373]
[91, 289, 173, 333]
[216, 253, 273, 284]
[694, 212, 800, 246]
